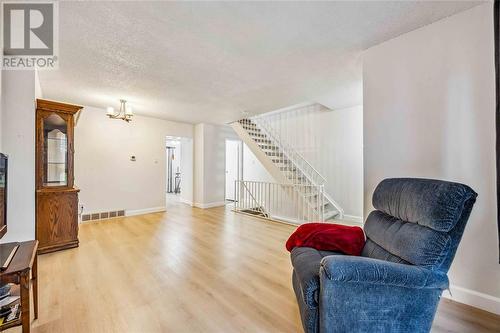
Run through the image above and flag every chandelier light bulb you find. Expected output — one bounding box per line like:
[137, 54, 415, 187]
[106, 99, 133, 122]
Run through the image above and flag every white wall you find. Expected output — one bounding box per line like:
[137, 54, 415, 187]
[193, 123, 239, 207]
[0, 70, 38, 242]
[75, 106, 193, 215]
[315, 105, 363, 219]
[179, 137, 193, 205]
[363, 3, 499, 314]
[242, 143, 275, 183]
[193, 124, 205, 206]
[225, 140, 241, 201]
[35, 70, 43, 100]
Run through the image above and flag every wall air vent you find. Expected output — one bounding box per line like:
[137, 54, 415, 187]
[81, 210, 126, 222]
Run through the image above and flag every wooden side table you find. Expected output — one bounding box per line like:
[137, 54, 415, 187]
[0, 241, 38, 333]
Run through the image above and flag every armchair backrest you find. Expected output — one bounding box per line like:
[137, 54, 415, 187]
[361, 178, 477, 272]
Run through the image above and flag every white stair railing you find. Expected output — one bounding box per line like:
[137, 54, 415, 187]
[251, 116, 326, 186]
[241, 112, 343, 218]
[234, 180, 325, 224]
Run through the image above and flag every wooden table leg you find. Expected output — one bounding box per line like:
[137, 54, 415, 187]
[20, 272, 30, 333]
[32, 254, 38, 320]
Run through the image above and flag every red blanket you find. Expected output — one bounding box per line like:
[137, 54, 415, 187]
[286, 223, 365, 256]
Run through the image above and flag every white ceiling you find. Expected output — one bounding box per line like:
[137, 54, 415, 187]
[39, 1, 483, 124]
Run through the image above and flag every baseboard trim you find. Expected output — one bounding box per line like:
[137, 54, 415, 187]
[194, 201, 226, 209]
[125, 206, 166, 217]
[178, 198, 193, 206]
[442, 284, 500, 315]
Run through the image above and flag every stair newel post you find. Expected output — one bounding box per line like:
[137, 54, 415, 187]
[265, 182, 267, 217]
[296, 186, 299, 223]
[250, 181, 253, 211]
[316, 186, 319, 221]
[270, 182, 273, 218]
[257, 181, 260, 213]
[252, 181, 255, 211]
[321, 185, 325, 222]
[307, 186, 311, 222]
[303, 187, 305, 222]
[255, 181, 257, 212]
[255, 181, 258, 212]
[251, 182, 253, 211]
[301, 187, 303, 222]
[235, 180, 238, 211]
[259, 181, 262, 213]
[263, 182, 266, 217]
[302, 187, 314, 221]
[279, 184, 282, 215]
[301, 188, 304, 222]
[254, 181, 257, 211]
[252, 181, 254, 211]
[267, 183, 273, 214]
[260, 181, 263, 214]
[265, 182, 268, 217]
[272, 183, 275, 217]
[262, 182, 264, 215]
[316, 185, 319, 221]
[254, 181, 257, 212]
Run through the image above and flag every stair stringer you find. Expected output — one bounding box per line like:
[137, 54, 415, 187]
[230, 122, 291, 185]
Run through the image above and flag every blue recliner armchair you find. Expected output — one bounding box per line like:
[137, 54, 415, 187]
[291, 178, 477, 333]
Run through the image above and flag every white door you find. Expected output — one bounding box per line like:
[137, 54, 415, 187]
[225, 140, 241, 201]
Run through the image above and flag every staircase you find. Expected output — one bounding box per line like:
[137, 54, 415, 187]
[231, 117, 343, 224]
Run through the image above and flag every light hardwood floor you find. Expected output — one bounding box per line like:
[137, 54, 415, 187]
[11, 204, 500, 332]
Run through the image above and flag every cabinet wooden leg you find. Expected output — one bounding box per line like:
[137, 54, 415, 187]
[33, 255, 38, 320]
[20, 272, 30, 333]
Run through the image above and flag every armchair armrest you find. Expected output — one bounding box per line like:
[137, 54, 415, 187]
[318, 256, 448, 332]
[320, 255, 448, 289]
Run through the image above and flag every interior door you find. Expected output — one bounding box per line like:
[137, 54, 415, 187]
[225, 140, 241, 201]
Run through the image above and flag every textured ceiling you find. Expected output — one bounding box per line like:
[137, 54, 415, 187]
[39, 1, 483, 124]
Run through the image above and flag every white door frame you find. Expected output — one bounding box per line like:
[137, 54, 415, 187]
[165, 136, 194, 207]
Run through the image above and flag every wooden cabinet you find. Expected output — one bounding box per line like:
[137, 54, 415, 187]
[35, 99, 83, 254]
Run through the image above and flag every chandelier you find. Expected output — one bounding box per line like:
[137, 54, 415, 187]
[106, 99, 133, 122]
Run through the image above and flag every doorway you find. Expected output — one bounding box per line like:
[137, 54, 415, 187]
[166, 136, 193, 208]
[225, 140, 242, 202]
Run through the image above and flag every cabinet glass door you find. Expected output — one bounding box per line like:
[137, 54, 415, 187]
[43, 114, 68, 187]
